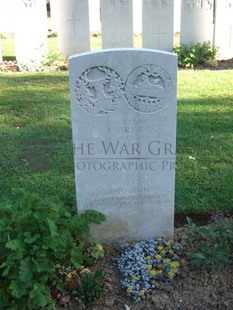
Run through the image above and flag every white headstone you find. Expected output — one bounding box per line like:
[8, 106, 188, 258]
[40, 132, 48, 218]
[180, 0, 214, 44]
[57, 0, 90, 57]
[142, 0, 174, 52]
[100, 0, 133, 48]
[14, 0, 48, 69]
[214, 0, 233, 60]
[133, 0, 142, 34]
[89, 0, 101, 32]
[0, 0, 16, 32]
[174, 0, 181, 33]
[69, 48, 177, 243]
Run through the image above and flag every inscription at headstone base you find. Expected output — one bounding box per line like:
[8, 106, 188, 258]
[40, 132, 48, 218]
[69, 49, 177, 243]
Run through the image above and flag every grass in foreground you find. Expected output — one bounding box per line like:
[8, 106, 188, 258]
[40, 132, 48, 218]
[0, 70, 233, 213]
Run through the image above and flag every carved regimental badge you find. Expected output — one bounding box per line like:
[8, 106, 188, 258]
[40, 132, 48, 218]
[75, 66, 124, 115]
[125, 64, 172, 113]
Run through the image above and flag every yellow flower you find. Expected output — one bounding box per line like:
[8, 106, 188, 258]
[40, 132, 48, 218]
[150, 269, 162, 276]
[157, 246, 163, 251]
[131, 275, 139, 280]
[165, 258, 171, 264]
[166, 241, 171, 247]
[146, 264, 152, 269]
[169, 250, 174, 254]
[149, 269, 157, 276]
[158, 263, 165, 269]
[167, 270, 175, 278]
[146, 255, 152, 260]
[126, 286, 133, 293]
[171, 261, 180, 268]
[157, 237, 163, 241]
[161, 249, 166, 254]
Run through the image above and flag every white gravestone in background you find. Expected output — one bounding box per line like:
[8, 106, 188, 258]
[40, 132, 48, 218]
[142, 0, 174, 51]
[14, 0, 48, 69]
[69, 49, 177, 243]
[133, 0, 142, 34]
[0, 0, 16, 32]
[57, 0, 90, 57]
[214, 0, 233, 60]
[89, 0, 101, 32]
[100, 0, 133, 48]
[180, 0, 214, 45]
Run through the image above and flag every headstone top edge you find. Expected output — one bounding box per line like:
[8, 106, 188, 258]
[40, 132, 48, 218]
[68, 48, 177, 62]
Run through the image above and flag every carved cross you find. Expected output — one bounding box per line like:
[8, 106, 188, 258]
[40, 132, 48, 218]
[67, 12, 80, 36]
[152, 25, 166, 49]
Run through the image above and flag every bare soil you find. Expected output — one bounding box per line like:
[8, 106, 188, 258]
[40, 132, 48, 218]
[55, 222, 233, 310]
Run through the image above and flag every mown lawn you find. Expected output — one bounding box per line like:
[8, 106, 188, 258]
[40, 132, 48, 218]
[0, 69, 232, 213]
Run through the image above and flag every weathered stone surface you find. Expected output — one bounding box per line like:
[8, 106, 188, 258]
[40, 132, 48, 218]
[14, 0, 48, 69]
[57, 0, 90, 57]
[142, 0, 174, 51]
[214, 0, 233, 60]
[100, 0, 133, 48]
[69, 48, 177, 243]
[180, 0, 214, 44]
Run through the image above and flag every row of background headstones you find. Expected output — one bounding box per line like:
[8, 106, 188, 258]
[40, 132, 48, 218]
[0, 0, 232, 67]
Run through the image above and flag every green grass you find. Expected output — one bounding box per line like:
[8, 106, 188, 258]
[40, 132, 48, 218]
[176, 70, 233, 212]
[0, 70, 233, 214]
[1, 33, 173, 59]
[0, 72, 74, 201]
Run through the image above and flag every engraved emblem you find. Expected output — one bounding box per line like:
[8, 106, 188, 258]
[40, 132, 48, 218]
[75, 66, 124, 115]
[125, 65, 172, 113]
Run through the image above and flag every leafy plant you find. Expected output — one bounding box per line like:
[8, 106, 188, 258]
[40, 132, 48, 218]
[173, 41, 218, 68]
[43, 50, 67, 66]
[83, 242, 105, 266]
[0, 189, 105, 309]
[73, 269, 106, 306]
[184, 216, 233, 271]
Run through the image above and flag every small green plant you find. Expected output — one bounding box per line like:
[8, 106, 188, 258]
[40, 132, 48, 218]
[43, 50, 67, 66]
[48, 31, 58, 38]
[73, 269, 106, 306]
[184, 215, 233, 272]
[173, 41, 218, 68]
[0, 189, 105, 309]
[83, 242, 105, 266]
